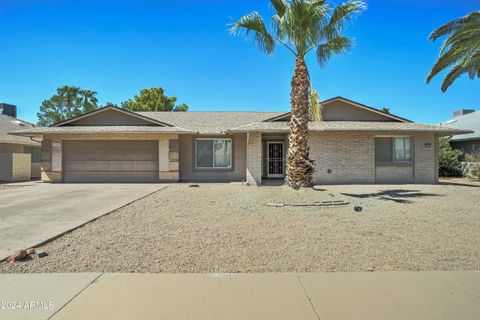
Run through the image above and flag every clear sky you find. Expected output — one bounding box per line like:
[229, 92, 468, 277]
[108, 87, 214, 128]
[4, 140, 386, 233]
[0, 0, 478, 124]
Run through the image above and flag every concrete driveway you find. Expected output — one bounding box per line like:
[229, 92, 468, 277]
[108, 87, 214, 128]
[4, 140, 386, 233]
[0, 182, 166, 260]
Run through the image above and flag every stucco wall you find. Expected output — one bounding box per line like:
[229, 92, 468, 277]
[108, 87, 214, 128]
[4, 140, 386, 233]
[67, 109, 156, 126]
[179, 134, 247, 182]
[322, 100, 393, 121]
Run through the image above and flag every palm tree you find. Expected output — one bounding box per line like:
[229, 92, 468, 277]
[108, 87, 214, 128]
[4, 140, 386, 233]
[231, 0, 365, 187]
[427, 11, 480, 92]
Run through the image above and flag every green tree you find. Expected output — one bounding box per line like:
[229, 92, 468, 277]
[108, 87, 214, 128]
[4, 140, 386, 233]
[122, 88, 189, 112]
[426, 11, 480, 92]
[231, 0, 365, 187]
[438, 138, 463, 177]
[37, 86, 99, 126]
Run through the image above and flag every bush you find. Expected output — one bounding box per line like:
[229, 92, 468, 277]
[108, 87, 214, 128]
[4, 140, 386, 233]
[438, 138, 463, 177]
[465, 148, 480, 179]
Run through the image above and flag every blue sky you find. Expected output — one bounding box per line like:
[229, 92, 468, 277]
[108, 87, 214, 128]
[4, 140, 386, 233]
[0, 0, 478, 124]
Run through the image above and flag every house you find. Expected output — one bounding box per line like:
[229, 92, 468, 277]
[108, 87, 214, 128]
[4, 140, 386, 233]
[439, 109, 480, 156]
[11, 97, 470, 185]
[0, 104, 41, 182]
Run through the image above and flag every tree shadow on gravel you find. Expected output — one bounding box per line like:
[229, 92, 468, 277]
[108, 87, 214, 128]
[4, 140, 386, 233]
[340, 189, 442, 204]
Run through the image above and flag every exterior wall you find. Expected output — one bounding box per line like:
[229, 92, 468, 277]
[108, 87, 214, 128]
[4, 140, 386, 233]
[322, 100, 393, 121]
[0, 153, 31, 182]
[414, 133, 437, 184]
[179, 134, 246, 182]
[67, 109, 156, 126]
[309, 132, 438, 185]
[375, 165, 414, 184]
[246, 133, 262, 186]
[451, 139, 480, 157]
[310, 132, 375, 184]
[40, 134, 180, 183]
[0, 142, 24, 153]
[159, 135, 179, 182]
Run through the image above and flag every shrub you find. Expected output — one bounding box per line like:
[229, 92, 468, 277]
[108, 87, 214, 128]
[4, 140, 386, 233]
[465, 148, 480, 179]
[438, 138, 463, 177]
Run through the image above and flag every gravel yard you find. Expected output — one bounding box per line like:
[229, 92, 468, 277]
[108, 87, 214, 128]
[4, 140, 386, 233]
[2, 180, 479, 273]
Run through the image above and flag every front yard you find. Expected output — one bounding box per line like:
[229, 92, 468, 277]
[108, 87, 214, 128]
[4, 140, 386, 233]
[1, 180, 479, 273]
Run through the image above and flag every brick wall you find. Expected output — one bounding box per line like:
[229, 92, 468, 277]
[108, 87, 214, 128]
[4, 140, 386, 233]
[414, 133, 437, 184]
[309, 132, 438, 185]
[0, 153, 31, 182]
[159, 134, 180, 182]
[246, 132, 262, 186]
[310, 132, 375, 184]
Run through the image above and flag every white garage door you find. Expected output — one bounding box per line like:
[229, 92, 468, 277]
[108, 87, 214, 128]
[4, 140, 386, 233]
[63, 140, 159, 183]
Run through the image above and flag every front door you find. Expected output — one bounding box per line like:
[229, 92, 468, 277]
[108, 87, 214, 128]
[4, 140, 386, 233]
[267, 142, 285, 178]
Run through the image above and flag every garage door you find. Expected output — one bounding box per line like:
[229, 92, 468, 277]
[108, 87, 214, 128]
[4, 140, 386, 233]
[63, 140, 159, 183]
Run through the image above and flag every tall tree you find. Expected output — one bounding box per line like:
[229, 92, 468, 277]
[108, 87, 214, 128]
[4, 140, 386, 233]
[231, 0, 365, 187]
[122, 87, 189, 112]
[37, 86, 99, 126]
[427, 11, 480, 92]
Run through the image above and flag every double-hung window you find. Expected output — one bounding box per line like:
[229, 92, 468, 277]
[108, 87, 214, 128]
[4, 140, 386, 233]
[195, 138, 232, 169]
[393, 137, 412, 162]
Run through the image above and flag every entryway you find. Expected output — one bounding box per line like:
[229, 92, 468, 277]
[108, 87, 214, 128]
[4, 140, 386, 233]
[266, 142, 285, 178]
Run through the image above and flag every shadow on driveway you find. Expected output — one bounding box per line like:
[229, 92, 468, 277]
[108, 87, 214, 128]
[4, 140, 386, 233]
[340, 189, 442, 204]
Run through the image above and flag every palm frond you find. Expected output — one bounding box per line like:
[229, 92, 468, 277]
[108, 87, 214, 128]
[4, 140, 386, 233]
[440, 64, 466, 92]
[230, 12, 275, 54]
[316, 36, 353, 67]
[324, 0, 366, 39]
[271, 0, 287, 17]
[426, 42, 470, 83]
[430, 11, 480, 41]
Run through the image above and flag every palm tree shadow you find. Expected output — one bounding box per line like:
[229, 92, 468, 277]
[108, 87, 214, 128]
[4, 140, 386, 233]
[340, 189, 442, 204]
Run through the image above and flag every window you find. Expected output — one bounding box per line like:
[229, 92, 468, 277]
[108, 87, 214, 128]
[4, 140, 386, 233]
[393, 137, 412, 161]
[375, 137, 412, 162]
[195, 139, 232, 169]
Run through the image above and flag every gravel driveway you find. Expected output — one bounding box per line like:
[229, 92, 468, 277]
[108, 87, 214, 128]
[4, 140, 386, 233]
[2, 181, 479, 273]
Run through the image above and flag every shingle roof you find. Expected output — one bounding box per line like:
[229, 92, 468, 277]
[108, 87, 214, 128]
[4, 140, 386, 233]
[0, 114, 40, 145]
[439, 111, 480, 141]
[136, 112, 284, 134]
[10, 126, 196, 137]
[227, 121, 472, 135]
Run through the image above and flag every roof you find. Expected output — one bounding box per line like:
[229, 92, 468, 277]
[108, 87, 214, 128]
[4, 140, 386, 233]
[136, 112, 284, 134]
[10, 126, 196, 138]
[227, 121, 472, 135]
[0, 114, 40, 146]
[439, 110, 480, 141]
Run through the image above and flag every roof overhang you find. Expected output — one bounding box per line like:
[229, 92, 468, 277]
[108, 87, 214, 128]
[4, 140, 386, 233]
[10, 126, 197, 138]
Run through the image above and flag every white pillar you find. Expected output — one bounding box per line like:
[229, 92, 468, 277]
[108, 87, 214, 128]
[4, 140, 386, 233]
[246, 132, 262, 186]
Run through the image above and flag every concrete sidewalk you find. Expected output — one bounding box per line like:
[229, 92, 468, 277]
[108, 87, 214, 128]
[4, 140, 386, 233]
[0, 272, 479, 320]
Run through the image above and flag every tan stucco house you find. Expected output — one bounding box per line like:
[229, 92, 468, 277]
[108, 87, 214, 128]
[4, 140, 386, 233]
[11, 97, 469, 185]
[0, 112, 41, 182]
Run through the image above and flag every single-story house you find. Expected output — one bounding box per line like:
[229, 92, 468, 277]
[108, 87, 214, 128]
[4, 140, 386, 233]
[0, 106, 41, 182]
[439, 109, 479, 156]
[11, 97, 470, 185]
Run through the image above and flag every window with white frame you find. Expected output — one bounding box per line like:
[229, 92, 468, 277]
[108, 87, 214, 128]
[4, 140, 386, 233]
[393, 137, 412, 161]
[195, 138, 232, 169]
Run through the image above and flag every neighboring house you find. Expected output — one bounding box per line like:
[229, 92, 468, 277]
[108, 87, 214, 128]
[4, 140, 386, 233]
[0, 104, 41, 182]
[11, 97, 469, 185]
[439, 109, 480, 156]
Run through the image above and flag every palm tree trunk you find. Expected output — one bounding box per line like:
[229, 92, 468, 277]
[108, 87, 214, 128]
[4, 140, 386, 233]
[286, 56, 314, 188]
